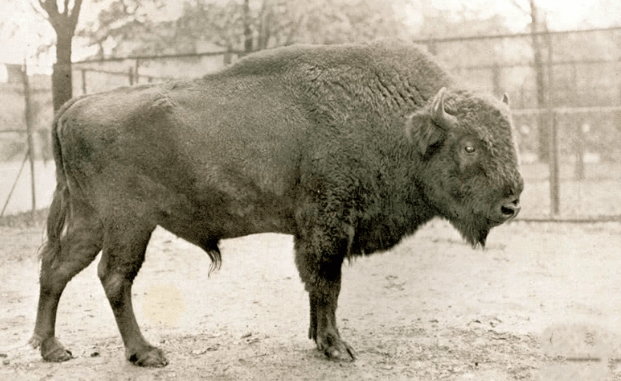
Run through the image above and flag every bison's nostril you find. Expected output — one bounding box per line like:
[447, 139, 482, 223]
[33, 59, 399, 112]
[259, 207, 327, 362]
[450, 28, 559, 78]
[500, 199, 521, 220]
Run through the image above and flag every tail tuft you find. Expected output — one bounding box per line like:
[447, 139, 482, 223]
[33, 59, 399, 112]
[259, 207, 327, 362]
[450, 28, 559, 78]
[39, 184, 70, 264]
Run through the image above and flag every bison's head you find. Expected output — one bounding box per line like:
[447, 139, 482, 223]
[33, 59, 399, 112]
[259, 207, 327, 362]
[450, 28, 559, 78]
[406, 87, 524, 246]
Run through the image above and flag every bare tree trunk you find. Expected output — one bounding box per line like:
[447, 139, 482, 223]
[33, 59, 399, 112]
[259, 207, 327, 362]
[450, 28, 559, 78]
[52, 28, 74, 111]
[243, 0, 253, 53]
[529, 0, 549, 162]
[257, 0, 272, 51]
[37, 0, 84, 112]
[544, 27, 559, 216]
[21, 62, 37, 220]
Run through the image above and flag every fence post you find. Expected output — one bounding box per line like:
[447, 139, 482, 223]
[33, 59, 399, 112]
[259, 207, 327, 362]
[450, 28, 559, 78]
[21, 61, 36, 220]
[134, 60, 140, 84]
[492, 62, 502, 98]
[128, 67, 134, 86]
[224, 45, 233, 65]
[545, 29, 560, 216]
[427, 41, 437, 56]
[81, 69, 87, 94]
[570, 63, 585, 180]
[574, 122, 586, 180]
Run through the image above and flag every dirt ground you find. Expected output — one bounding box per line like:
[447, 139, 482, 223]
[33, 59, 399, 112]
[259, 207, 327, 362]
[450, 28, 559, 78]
[1, 217, 620, 380]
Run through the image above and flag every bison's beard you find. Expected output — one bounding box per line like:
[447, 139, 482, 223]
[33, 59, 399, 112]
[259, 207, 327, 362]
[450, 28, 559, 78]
[449, 217, 492, 248]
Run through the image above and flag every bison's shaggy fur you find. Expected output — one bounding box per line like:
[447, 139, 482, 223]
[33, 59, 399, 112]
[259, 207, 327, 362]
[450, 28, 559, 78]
[30, 39, 522, 366]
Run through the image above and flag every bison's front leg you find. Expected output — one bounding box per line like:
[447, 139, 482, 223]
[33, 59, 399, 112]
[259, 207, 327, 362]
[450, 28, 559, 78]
[294, 237, 356, 361]
[308, 279, 356, 360]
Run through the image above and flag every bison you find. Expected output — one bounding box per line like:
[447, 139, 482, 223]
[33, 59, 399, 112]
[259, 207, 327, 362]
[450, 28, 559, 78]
[29, 39, 523, 367]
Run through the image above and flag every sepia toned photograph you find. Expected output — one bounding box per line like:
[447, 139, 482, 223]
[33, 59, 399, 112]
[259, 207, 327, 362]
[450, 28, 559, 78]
[1, 0, 620, 379]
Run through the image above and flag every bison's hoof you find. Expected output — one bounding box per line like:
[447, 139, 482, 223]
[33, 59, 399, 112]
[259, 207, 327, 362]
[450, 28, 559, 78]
[127, 346, 169, 367]
[317, 338, 356, 361]
[35, 336, 73, 362]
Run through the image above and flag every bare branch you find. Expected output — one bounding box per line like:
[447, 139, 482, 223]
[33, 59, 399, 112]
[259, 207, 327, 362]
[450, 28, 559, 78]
[28, 0, 49, 21]
[69, 0, 85, 31]
[285, 13, 305, 45]
[38, 0, 60, 19]
[36, 0, 64, 31]
[506, 0, 530, 16]
[130, 0, 140, 15]
[63, 0, 70, 16]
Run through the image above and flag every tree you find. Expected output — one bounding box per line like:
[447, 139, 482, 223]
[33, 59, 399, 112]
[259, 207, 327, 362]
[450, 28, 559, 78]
[82, 0, 410, 57]
[32, 0, 84, 111]
[508, 0, 549, 162]
[76, 0, 167, 57]
[269, 0, 410, 46]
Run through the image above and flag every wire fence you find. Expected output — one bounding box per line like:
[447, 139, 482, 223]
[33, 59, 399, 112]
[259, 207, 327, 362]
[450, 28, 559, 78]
[1, 27, 621, 222]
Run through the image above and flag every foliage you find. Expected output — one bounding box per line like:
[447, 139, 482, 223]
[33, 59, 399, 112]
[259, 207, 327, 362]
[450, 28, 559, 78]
[79, 0, 413, 56]
[265, 0, 412, 46]
[173, 0, 246, 52]
[77, 0, 168, 57]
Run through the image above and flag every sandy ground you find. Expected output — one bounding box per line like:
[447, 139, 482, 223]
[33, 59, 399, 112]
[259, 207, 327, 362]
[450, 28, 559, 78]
[1, 218, 620, 380]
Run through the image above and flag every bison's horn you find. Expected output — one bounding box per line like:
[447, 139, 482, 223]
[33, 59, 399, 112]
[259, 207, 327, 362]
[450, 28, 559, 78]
[430, 87, 457, 129]
[502, 93, 510, 105]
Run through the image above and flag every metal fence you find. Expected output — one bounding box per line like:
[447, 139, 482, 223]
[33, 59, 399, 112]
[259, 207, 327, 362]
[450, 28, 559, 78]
[1, 27, 621, 221]
[71, 50, 239, 94]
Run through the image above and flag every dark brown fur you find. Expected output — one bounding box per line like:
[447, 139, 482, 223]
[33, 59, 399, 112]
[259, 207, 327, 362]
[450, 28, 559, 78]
[30, 40, 523, 366]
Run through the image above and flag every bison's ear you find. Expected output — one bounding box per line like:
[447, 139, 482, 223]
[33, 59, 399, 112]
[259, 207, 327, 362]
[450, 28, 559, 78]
[405, 113, 445, 156]
[501, 93, 510, 105]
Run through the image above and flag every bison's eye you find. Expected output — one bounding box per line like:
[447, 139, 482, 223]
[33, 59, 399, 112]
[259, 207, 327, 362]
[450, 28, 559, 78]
[464, 145, 476, 154]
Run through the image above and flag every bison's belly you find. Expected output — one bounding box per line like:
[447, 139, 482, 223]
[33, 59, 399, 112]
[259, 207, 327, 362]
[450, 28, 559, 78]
[154, 182, 298, 243]
[78, 160, 297, 246]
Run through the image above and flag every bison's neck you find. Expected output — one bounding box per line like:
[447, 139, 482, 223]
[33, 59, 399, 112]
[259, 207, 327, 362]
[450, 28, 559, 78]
[350, 141, 437, 255]
[354, 202, 436, 255]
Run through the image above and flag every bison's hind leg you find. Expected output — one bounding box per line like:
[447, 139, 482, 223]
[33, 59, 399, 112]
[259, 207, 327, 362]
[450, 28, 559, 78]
[97, 217, 167, 367]
[30, 200, 103, 363]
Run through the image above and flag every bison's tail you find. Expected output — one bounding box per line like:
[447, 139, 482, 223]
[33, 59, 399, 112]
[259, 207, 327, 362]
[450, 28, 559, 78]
[40, 183, 69, 265]
[39, 98, 81, 264]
